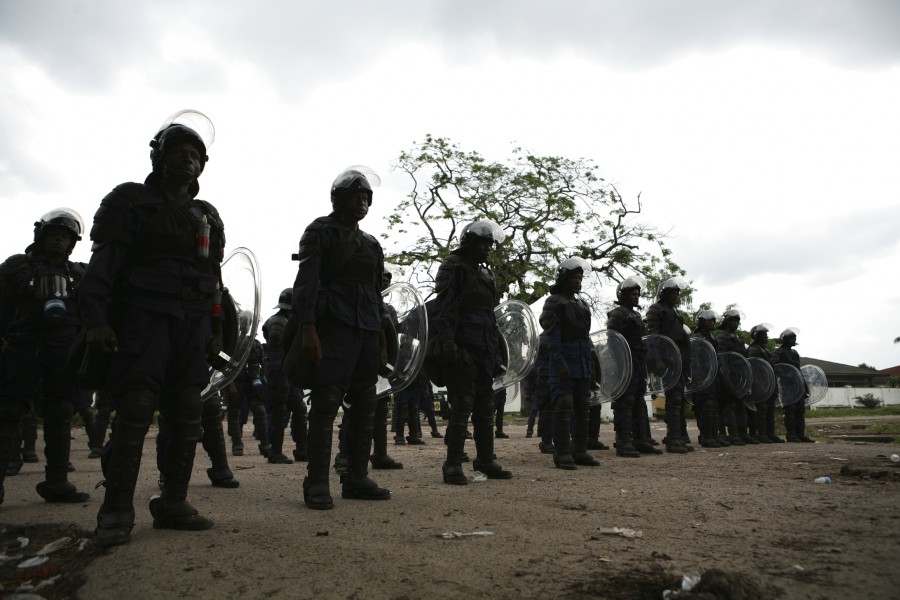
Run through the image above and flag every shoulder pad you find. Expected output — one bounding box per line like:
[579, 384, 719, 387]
[0, 254, 30, 277]
[69, 261, 87, 278]
[90, 183, 146, 244]
[359, 230, 380, 247]
[294, 219, 330, 262]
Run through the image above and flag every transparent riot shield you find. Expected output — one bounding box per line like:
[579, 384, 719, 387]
[686, 337, 717, 393]
[801, 364, 828, 407]
[376, 282, 427, 398]
[202, 247, 261, 401]
[589, 329, 632, 404]
[643, 334, 682, 395]
[748, 357, 776, 407]
[773, 363, 805, 407]
[493, 300, 539, 391]
[717, 352, 752, 400]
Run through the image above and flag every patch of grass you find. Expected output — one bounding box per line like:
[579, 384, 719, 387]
[806, 406, 900, 418]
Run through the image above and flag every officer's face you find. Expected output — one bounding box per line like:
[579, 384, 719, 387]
[164, 141, 203, 183]
[381, 274, 392, 290]
[42, 227, 72, 258]
[622, 287, 640, 307]
[565, 272, 583, 293]
[337, 191, 370, 221]
[472, 237, 493, 263]
[782, 335, 796, 347]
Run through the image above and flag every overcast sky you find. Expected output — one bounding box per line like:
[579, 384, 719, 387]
[2, 0, 899, 369]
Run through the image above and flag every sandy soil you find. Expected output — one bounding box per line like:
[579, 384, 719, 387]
[2, 418, 899, 600]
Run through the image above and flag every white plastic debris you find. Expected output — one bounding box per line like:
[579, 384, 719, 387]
[440, 531, 494, 539]
[598, 527, 642, 539]
[471, 471, 488, 482]
[17, 555, 49, 569]
[36, 536, 71, 555]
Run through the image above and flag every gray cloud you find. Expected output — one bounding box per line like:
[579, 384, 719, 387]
[676, 203, 900, 285]
[3, 0, 897, 99]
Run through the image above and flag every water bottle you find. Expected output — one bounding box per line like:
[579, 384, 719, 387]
[43, 298, 67, 321]
[814, 476, 831, 484]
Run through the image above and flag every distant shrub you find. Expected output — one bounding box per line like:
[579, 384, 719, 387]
[853, 393, 882, 409]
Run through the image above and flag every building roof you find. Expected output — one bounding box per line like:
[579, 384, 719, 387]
[880, 365, 900, 377]
[800, 357, 887, 386]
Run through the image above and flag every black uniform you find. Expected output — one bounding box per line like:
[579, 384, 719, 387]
[81, 170, 224, 542]
[540, 292, 597, 467]
[229, 338, 270, 457]
[606, 304, 652, 455]
[432, 252, 510, 482]
[747, 341, 782, 443]
[645, 300, 692, 451]
[771, 344, 811, 442]
[715, 329, 752, 444]
[262, 307, 299, 463]
[287, 212, 389, 509]
[0, 250, 90, 504]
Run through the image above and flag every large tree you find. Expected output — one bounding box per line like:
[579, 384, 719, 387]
[382, 134, 682, 305]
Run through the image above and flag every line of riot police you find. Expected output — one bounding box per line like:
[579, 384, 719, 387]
[0, 109, 825, 551]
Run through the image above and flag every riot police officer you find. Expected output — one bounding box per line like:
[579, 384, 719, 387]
[79, 110, 222, 546]
[606, 276, 658, 457]
[540, 257, 600, 469]
[715, 309, 756, 445]
[691, 310, 725, 447]
[747, 324, 784, 443]
[285, 167, 391, 509]
[261, 289, 295, 464]
[772, 328, 813, 443]
[0, 208, 91, 505]
[645, 277, 693, 454]
[430, 219, 512, 484]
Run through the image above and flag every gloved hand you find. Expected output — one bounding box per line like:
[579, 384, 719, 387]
[86, 324, 118, 353]
[302, 324, 323, 366]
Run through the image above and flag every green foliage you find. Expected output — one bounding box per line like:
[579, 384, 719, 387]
[807, 406, 900, 418]
[858, 362, 878, 370]
[382, 134, 682, 304]
[853, 393, 883, 409]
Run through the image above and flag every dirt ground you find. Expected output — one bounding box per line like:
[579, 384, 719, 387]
[2, 416, 899, 600]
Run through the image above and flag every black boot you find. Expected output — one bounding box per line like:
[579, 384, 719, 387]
[95, 391, 156, 548]
[201, 396, 239, 488]
[796, 405, 814, 443]
[526, 408, 536, 438]
[552, 397, 576, 470]
[5, 424, 24, 476]
[472, 403, 511, 479]
[21, 410, 39, 463]
[613, 397, 640, 458]
[267, 397, 293, 464]
[665, 394, 689, 455]
[370, 397, 402, 469]
[341, 387, 390, 501]
[0, 403, 27, 505]
[35, 402, 89, 503]
[634, 402, 662, 455]
[303, 387, 341, 509]
[784, 405, 800, 442]
[152, 389, 212, 531]
[394, 399, 408, 445]
[538, 407, 554, 454]
[250, 403, 271, 458]
[227, 409, 244, 456]
[443, 401, 471, 485]
[572, 397, 600, 466]
[292, 413, 309, 461]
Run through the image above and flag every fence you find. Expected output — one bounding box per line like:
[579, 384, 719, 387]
[813, 386, 900, 409]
